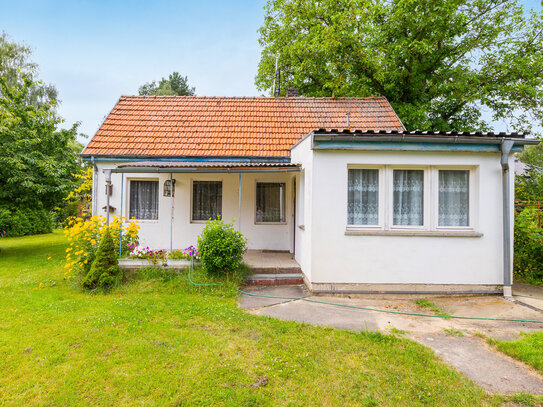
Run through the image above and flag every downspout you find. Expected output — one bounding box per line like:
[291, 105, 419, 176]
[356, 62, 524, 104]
[170, 173, 173, 252]
[500, 140, 514, 298]
[238, 172, 242, 232]
[91, 156, 98, 216]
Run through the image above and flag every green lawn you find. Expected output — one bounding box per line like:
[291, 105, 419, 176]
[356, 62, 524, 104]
[491, 333, 543, 374]
[0, 231, 536, 406]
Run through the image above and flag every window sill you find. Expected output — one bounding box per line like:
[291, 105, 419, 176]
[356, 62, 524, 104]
[255, 222, 287, 226]
[345, 229, 483, 237]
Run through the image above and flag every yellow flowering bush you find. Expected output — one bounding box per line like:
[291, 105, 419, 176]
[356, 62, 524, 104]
[63, 215, 140, 279]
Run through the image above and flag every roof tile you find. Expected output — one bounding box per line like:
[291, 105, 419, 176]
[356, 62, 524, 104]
[82, 96, 404, 158]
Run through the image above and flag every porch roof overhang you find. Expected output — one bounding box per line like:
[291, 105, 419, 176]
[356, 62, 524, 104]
[306, 129, 539, 153]
[110, 161, 301, 173]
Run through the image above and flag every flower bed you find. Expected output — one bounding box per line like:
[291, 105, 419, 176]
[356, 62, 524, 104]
[121, 244, 200, 270]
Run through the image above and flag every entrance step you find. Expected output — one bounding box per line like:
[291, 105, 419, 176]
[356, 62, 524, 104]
[249, 267, 302, 275]
[245, 273, 304, 286]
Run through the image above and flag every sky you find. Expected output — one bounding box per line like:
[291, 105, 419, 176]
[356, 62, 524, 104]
[0, 0, 541, 141]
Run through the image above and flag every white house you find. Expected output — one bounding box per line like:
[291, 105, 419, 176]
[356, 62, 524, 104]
[82, 95, 538, 296]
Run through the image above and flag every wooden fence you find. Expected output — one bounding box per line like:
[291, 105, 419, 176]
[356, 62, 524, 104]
[515, 201, 543, 228]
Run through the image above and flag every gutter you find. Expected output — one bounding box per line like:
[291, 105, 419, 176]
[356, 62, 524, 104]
[108, 167, 300, 174]
[500, 140, 515, 299]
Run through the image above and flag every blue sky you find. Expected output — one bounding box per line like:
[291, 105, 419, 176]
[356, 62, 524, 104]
[1, 0, 541, 140]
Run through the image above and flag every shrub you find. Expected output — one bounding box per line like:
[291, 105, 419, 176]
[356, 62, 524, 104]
[63, 215, 139, 280]
[82, 229, 122, 290]
[514, 208, 543, 284]
[197, 218, 247, 276]
[0, 207, 53, 236]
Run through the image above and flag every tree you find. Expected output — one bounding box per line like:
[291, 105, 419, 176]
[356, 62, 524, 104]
[0, 31, 58, 107]
[0, 75, 80, 214]
[138, 72, 196, 96]
[82, 229, 122, 290]
[256, 0, 543, 132]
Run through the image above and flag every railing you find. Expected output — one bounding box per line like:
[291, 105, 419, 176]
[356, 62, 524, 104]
[515, 200, 543, 228]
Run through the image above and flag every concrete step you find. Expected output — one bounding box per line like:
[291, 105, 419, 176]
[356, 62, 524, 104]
[249, 267, 302, 275]
[245, 273, 304, 286]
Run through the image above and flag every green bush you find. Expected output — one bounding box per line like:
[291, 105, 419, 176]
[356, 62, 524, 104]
[197, 218, 247, 276]
[82, 229, 122, 290]
[514, 208, 543, 284]
[0, 207, 53, 237]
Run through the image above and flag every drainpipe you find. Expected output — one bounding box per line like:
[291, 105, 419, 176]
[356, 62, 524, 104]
[91, 156, 98, 216]
[104, 169, 112, 226]
[500, 140, 514, 299]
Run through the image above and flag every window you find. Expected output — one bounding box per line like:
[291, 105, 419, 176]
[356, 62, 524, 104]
[438, 170, 469, 227]
[393, 170, 424, 226]
[192, 181, 222, 221]
[256, 182, 285, 223]
[129, 180, 159, 220]
[346, 166, 475, 234]
[348, 169, 379, 225]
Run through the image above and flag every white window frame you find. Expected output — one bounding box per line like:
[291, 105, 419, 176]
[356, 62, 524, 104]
[345, 165, 479, 236]
[128, 178, 160, 222]
[190, 179, 223, 223]
[433, 166, 477, 232]
[346, 165, 385, 230]
[254, 180, 287, 225]
[387, 166, 430, 231]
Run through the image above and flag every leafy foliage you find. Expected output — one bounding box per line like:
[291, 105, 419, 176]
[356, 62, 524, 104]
[0, 75, 80, 227]
[256, 0, 543, 131]
[138, 72, 196, 96]
[514, 208, 543, 284]
[0, 207, 52, 237]
[197, 218, 248, 276]
[82, 229, 122, 290]
[64, 215, 139, 280]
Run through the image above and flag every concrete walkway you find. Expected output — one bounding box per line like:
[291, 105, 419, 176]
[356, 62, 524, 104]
[239, 285, 543, 394]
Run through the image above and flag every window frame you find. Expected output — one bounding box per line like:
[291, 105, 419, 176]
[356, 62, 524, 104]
[345, 165, 478, 234]
[254, 180, 287, 225]
[388, 166, 430, 231]
[433, 166, 477, 231]
[346, 165, 385, 230]
[190, 179, 223, 223]
[128, 178, 160, 222]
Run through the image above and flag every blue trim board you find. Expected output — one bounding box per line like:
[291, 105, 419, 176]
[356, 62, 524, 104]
[313, 140, 524, 152]
[82, 156, 291, 163]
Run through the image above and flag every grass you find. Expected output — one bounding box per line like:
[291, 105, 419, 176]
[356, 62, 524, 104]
[414, 298, 451, 319]
[0, 231, 539, 406]
[488, 333, 543, 374]
[443, 327, 464, 337]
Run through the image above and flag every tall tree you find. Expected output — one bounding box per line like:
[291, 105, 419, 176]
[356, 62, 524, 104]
[0, 31, 58, 107]
[0, 75, 79, 212]
[139, 72, 196, 96]
[256, 0, 543, 131]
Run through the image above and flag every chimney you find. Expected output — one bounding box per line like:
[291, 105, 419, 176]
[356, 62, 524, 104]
[286, 87, 299, 97]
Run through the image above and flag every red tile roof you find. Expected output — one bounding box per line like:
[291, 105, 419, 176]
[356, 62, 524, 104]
[82, 96, 404, 158]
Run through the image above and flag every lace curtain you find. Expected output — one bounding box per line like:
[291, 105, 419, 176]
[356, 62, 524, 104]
[129, 180, 159, 220]
[347, 169, 379, 225]
[192, 181, 222, 221]
[256, 183, 285, 222]
[438, 170, 469, 226]
[393, 170, 424, 226]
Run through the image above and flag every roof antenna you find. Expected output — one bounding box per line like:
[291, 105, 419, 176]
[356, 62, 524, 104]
[273, 54, 281, 97]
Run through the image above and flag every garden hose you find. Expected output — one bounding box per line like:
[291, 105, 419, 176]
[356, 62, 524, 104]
[187, 261, 543, 325]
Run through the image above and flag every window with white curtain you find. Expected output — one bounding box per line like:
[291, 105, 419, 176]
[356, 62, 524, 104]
[129, 180, 159, 220]
[192, 181, 222, 221]
[393, 170, 424, 226]
[347, 169, 379, 225]
[438, 170, 469, 227]
[256, 182, 285, 222]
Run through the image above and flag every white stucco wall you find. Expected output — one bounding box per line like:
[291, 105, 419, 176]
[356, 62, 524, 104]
[93, 162, 296, 252]
[292, 146, 514, 286]
[290, 136, 313, 279]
